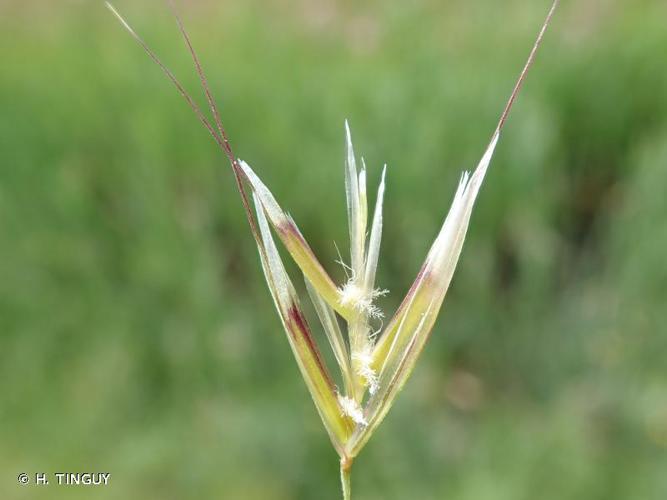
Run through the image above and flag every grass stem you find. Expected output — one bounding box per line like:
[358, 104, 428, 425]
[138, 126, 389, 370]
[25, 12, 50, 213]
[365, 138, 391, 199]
[340, 457, 352, 500]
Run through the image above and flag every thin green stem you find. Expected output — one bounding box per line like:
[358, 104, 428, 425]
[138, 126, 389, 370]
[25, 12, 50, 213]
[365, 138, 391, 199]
[340, 457, 352, 500]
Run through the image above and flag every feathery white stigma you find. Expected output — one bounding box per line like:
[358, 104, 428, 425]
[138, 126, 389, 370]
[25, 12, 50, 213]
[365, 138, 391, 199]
[352, 346, 379, 395]
[338, 278, 388, 319]
[338, 394, 367, 426]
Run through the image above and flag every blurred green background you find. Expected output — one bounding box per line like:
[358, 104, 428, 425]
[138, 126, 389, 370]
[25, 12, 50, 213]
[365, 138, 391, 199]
[1, 0, 666, 498]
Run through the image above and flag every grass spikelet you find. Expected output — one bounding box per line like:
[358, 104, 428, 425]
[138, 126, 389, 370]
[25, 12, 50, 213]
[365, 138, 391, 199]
[107, 0, 560, 497]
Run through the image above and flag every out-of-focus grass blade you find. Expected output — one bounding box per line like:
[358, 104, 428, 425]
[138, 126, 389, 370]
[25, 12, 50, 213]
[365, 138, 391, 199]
[253, 193, 353, 455]
[346, 133, 500, 456]
[240, 160, 353, 320]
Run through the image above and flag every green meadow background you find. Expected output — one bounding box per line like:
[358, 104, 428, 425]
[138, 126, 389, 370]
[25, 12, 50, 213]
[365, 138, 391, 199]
[1, 0, 666, 498]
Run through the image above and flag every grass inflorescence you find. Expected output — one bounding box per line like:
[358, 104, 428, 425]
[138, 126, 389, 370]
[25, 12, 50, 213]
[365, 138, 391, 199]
[107, 1, 559, 497]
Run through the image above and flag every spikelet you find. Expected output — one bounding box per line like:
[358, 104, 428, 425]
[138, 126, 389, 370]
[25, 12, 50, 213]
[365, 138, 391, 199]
[107, 1, 560, 498]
